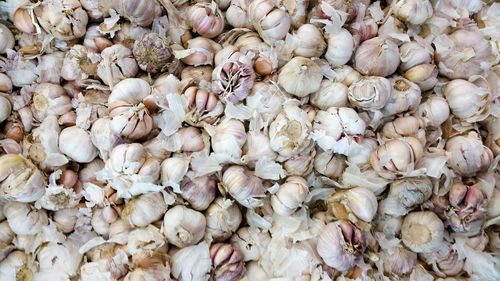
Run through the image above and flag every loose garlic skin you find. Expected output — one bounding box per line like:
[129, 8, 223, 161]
[402, 211, 444, 253]
[0, 154, 46, 203]
[248, 0, 291, 43]
[312, 107, 366, 155]
[370, 137, 424, 179]
[348, 76, 392, 111]
[416, 96, 450, 127]
[271, 176, 309, 216]
[354, 37, 400, 77]
[187, 3, 224, 38]
[445, 132, 493, 177]
[113, 0, 162, 27]
[3, 202, 48, 235]
[30, 83, 73, 122]
[292, 24, 327, 58]
[180, 175, 216, 211]
[393, 0, 433, 25]
[0, 24, 14, 54]
[434, 29, 493, 79]
[383, 77, 421, 116]
[222, 165, 265, 208]
[278, 57, 323, 98]
[59, 126, 98, 163]
[205, 198, 242, 241]
[34, 0, 88, 40]
[444, 79, 490, 122]
[97, 44, 139, 87]
[310, 80, 349, 110]
[325, 29, 355, 67]
[162, 205, 206, 248]
[399, 41, 433, 72]
[122, 192, 168, 227]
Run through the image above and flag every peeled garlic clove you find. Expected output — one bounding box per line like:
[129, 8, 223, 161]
[444, 79, 490, 123]
[59, 126, 98, 163]
[445, 132, 493, 177]
[222, 165, 265, 208]
[401, 211, 444, 253]
[180, 175, 216, 211]
[278, 57, 323, 98]
[271, 176, 309, 215]
[317, 220, 366, 271]
[162, 205, 206, 248]
[370, 137, 424, 179]
[348, 76, 392, 111]
[205, 198, 242, 241]
[3, 202, 48, 235]
[122, 192, 168, 227]
[354, 37, 400, 77]
[393, 0, 433, 25]
[210, 243, 246, 281]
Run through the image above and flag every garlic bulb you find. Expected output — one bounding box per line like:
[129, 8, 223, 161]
[205, 198, 242, 241]
[226, 0, 252, 28]
[327, 187, 378, 223]
[310, 80, 349, 109]
[212, 118, 247, 163]
[282, 143, 315, 176]
[416, 96, 450, 127]
[53, 208, 78, 233]
[403, 63, 439, 91]
[0, 24, 14, 54]
[37, 240, 82, 277]
[133, 33, 172, 73]
[278, 57, 323, 98]
[180, 175, 216, 211]
[97, 44, 139, 87]
[348, 76, 392, 111]
[61, 45, 101, 83]
[444, 79, 490, 122]
[354, 37, 400, 77]
[271, 176, 308, 215]
[393, 0, 433, 25]
[248, 0, 291, 43]
[370, 137, 424, 179]
[292, 24, 327, 58]
[312, 107, 366, 156]
[222, 165, 265, 208]
[401, 211, 444, 253]
[230, 226, 271, 261]
[80, 0, 111, 19]
[107, 143, 147, 175]
[127, 225, 166, 255]
[30, 83, 72, 122]
[434, 29, 494, 79]
[314, 151, 346, 178]
[0, 251, 35, 280]
[113, 0, 161, 26]
[212, 54, 255, 103]
[0, 73, 12, 93]
[161, 157, 190, 190]
[241, 130, 277, 168]
[380, 116, 426, 144]
[325, 29, 355, 67]
[380, 247, 417, 276]
[210, 243, 246, 281]
[122, 192, 168, 227]
[37, 52, 64, 84]
[0, 96, 11, 125]
[125, 250, 172, 281]
[269, 101, 312, 160]
[445, 132, 493, 177]
[0, 154, 46, 203]
[163, 205, 206, 248]
[316, 0, 358, 22]
[317, 221, 366, 271]
[399, 40, 433, 72]
[183, 85, 223, 124]
[383, 76, 421, 116]
[3, 202, 48, 235]
[34, 0, 88, 40]
[59, 126, 98, 163]
[178, 37, 221, 66]
[187, 2, 224, 38]
[171, 241, 211, 281]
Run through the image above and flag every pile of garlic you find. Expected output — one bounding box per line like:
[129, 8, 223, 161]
[0, 0, 499, 280]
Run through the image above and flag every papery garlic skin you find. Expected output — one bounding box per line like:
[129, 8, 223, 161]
[205, 198, 242, 241]
[113, 0, 162, 27]
[187, 2, 225, 38]
[393, 0, 433, 25]
[0, 73, 12, 93]
[416, 96, 450, 127]
[444, 79, 490, 122]
[59, 126, 98, 163]
[34, 0, 88, 40]
[370, 137, 423, 179]
[222, 165, 265, 208]
[327, 187, 378, 223]
[325, 29, 355, 67]
[122, 192, 168, 227]
[278, 57, 323, 98]
[53, 208, 78, 233]
[248, 0, 291, 43]
[37, 52, 65, 84]
[210, 243, 246, 281]
[282, 143, 315, 176]
[179, 37, 221, 66]
[37, 240, 82, 277]
[354, 37, 400, 77]
[403, 63, 439, 91]
[348, 76, 392, 111]
[383, 76, 421, 116]
[310, 80, 349, 110]
[0, 251, 35, 280]
[271, 176, 308, 215]
[3, 202, 48, 235]
[163, 205, 206, 248]
[445, 132, 493, 177]
[97, 44, 139, 87]
[401, 211, 444, 253]
[434, 29, 493, 79]
[124, 249, 172, 281]
[61, 45, 101, 83]
[31, 83, 72, 122]
[0, 154, 46, 203]
[317, 221, 366, 271]
[226, 0, 252, 28]
[212, 55, 255, 103]
[212, 118, 247, 163]
[241, 131, 277, 168]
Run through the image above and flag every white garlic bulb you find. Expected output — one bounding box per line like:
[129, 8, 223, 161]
[271, 176, 309, 215]
[248, 0, 291, 43]
[445, 132, 494, 177]
[90, 118, 121, 159]
[0, 24, 14, 54]
[370, 137, 424, 179]
[0, 154, 46, 203]
[354, 37, 400, 77]
[59, 126, 98, 163]
[393, 0, 433, 25]
[0, 251, 35, 280]
[3, 202, 48, 235]
[122, 192, 168, 227]
[171, 241, 211, 281]
[241, 130, 277, 168]
[53, 208, 79, 233]
[125, 250, 172, 281]
[327, 187, 378, 223]
[325, 28, 355, 67]
[37, 240, 82, 277]
[278, 57, 323, 98]
[399, 40, 433, 72]
[380, 116, 426, 144]
[312, 107, 366, 156]
[163, 205, 206, 248]
[180, 175, 216, 211]
[97, 44, 139, 87]
[127, 226, 166, 255]
[230, 226, 271, 261]
[310, 80, 349, 110]
[222, 165, 265, 208]
[160, 157, 190, 191]
[444, 79, 490, 122]
[314, 150, 346, 178]
[212, 118, 247, 163]
[381, 177, 432, 216]
[30, 83, 72, 122]
[380, 247, 418, 276]
[401, 211, 444, 253]
[383, 76, 421, 116]
[107, 143, 147, 175]
[416, 96, 450, 127]
[205, 198, 242, 241]
[292, 24, 327, 58]
[348, 76, 392, 111]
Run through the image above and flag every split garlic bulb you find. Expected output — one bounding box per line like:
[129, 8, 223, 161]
[314, 151, 346, 179]
[230, 227, 271, 261]
[248, 0, 291, 43]
[210, 243, 246, 281]
[0, 154, 46, 203]
[380, 116, 426, 144]
[354, 37, 400, 77]
[59, 126, 98, 163]
[113, 0, 162, 27]
[370, 137, 424, 179]
[327, 187, 378, 223]
[444, 79, 490, 122]
[122, 192, 168, 227]
[3, 202, 48, 235]
[124, 250, 172, 281]
[61, 45, 101, 83]
[310, 80, 349, 110]
[325, 28, 355, 67]
[393, 0, 433, 25]
[348, 76, 392, 111]
[383, 76, 422, 116]
[205, 198, 242, 241]
[222, 165, 265, 208]
[278, 57, 323, 98]
[34, 0, 88, 40]
[97, 44, 139, 87]
[212, 54, 255, 103]
[401, 211, 444, 253]
[317, 221, 366, 271]
[30, 83, 72, 122]
[163, 205, 206, 248]
[271, 176, 309, 216]
[445, 132, 493, 177]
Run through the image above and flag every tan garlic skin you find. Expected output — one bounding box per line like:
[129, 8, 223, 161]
[248, 0, 291, 43]
[370, 137, 423, 179]
[0, 73, 12, 93]
[34, 0, 89, 40]
[113, 0, 162, 26]
[187, 3, 225, 38]
[210, 243, 246, 281]
[485, 117, 500, 156]
[401, 211, 444, 253]
[445, 132, 493, 177]
[124, 250, 172, 281]
[354, 37, 400, 77]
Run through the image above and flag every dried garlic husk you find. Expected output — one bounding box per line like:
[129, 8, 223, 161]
[241, 130, 277, 169]
[370, 137, 424, 179]
[310, 80, 349, 110]
[37, 240, 82, 277]
[210, 243, 246, 281]
[0, 251, 35, 280]
[444, 79, 490, 123]
[271, 176, 308, 215]
[126, 225, 166, 255]
[3, 202, 48, 235]
[317, 220, 366, 271]
[354, 37, 400, 77]
[445, 132, 493, 177]
[163, 205, 206, 248]
[383, 76, 421, 116]
[327, 187, 378, 224]
[113, 0, 162, 27]
[205, 198, 242, 241]
[401, 211, 444, 253]
[222, 165, 265, 208]
[122, 192, 168, 227]
[348, 76, 392, 111]
[61, 45, 101, 83]
[278, 57, 323, 98]
[34, 0, 88, 40]
[0, 154, 46, 202]
[485, 117, 500, 156]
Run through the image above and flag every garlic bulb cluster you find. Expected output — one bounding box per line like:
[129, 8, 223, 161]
[0, 0, 499, 280]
